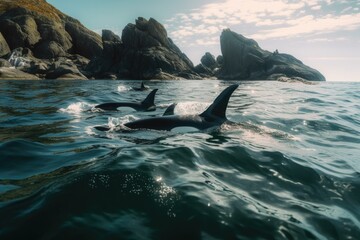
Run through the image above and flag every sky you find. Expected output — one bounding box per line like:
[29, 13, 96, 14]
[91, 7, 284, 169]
[47, 0, 360, 81]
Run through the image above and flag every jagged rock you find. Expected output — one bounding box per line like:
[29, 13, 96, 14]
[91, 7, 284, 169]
[201, 52, 217, 69]
[0, 19, 26, 49]
[33, 40, 66, 59]
[218, 29, 325, 81]
[0, 59, 11, 67]
[46, 58, 87, 80]
[0, 67, 40, 80]
[7, 47, 48, 75]
[67, 54, 90, 72]
[64, 16, 103, 59]
[14, 15, 41, 47]
[87, 17, 199, 80]
[0, 32, 10, 57]
[102, 29, 121, 43]
[194, 64, 214, 77]
[37, 22, 72, 52]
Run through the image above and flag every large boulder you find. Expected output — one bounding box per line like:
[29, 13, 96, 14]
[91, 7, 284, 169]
[0, 32, 10, 57]
[87, 17, 198, 79]
[64, 16, 103, 59]
[0, 19, 26, 49]
[33, 40, 66, 59]
[13, 15, 41, 47]
[218, 29, 325, 81]
[46, 57, 87, 80]
[0, 67, 40, 80]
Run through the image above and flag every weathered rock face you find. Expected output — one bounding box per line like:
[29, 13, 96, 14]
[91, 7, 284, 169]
[87, 17, 199, 80]
[0, 32, 10, 57]
[218, 29, 325, 81]
[64, 16, 103, 59]
[0, 67, 40, 80]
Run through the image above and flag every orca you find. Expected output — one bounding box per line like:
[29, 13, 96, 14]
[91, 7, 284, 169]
[94, 89, 158, 111]
[132, 81, 149, 91]
[95, 84, 238, 132]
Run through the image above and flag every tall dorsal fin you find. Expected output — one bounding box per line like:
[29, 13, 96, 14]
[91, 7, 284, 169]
[141, 89, 158, 109]
[141, 81, 146, 89]
[200, 84, 238, 119]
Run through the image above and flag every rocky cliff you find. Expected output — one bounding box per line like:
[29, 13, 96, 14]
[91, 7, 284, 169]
[218, 29, 325, 81]
[0, 0, 102, 79]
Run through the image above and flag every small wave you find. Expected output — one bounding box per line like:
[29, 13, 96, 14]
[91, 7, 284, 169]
[59, 102, 95, 115]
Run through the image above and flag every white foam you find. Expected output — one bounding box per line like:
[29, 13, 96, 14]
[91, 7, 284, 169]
[117, 85, 130, 92]
[8, 51, 31, 68]
[174, 102, 210, 115]
[59, 102, 94, 115]
[107, 115, 138, 131]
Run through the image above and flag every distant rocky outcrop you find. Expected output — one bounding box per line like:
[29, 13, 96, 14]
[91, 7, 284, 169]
[87, 17, 201, 80]
[218, 29, 325, 81]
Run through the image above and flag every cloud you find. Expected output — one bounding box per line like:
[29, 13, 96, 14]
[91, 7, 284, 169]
[306, 37, 347, 42]
[165, 0, 360, 48]
[250, 13, 360, 40]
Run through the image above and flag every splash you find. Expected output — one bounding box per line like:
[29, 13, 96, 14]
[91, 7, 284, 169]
[172, 102, 210, 115]
[107, 115, 138, 131]
[8, 50, 31, 68]
[117, 85, 130, 92]
[59, 102, 94, 115]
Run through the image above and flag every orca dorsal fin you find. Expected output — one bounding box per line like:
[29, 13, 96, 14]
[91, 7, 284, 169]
[163, 103, 177, 116]
[141, 89, 158, 109]
[200, 84, 238, 119]
[141, 82, 146, 89]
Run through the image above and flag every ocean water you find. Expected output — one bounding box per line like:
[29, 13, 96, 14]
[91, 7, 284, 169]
[0, 80, 359, 240]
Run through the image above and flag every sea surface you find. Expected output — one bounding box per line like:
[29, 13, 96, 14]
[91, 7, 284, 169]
[0, 80, 359, 240]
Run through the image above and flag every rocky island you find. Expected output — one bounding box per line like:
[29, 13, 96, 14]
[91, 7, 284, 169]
[0, 0, 325, 81]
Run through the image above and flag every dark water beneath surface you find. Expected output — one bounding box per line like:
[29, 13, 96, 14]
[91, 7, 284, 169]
[0, 80, 359, 240]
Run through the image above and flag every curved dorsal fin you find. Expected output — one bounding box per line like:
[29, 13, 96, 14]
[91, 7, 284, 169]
[141, 81, 146, 89]
[141, 89, 158, 109]
[200, 84, 238, 119]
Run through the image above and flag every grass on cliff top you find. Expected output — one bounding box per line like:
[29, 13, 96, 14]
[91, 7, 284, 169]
[0, 0, 63, 20]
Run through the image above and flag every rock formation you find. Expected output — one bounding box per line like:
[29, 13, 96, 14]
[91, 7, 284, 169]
[218, 29, 325, 81]
[87, 17, 201, 80]
[0, 0, 102, 80]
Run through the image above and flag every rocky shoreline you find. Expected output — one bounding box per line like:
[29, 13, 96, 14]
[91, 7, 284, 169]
[0, 0, 325, 81]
